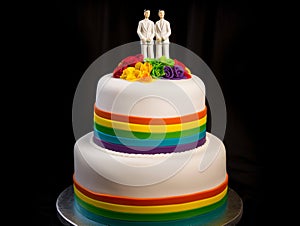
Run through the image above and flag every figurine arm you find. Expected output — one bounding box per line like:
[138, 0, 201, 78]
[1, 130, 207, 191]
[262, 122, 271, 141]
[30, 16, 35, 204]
[137, 21, 146, 41]
[164, 21, 171, 40]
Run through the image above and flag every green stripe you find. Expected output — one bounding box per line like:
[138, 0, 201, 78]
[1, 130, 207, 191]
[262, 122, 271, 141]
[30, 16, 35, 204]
[94, 123, 206, 139]
[74, 193, 227, 222]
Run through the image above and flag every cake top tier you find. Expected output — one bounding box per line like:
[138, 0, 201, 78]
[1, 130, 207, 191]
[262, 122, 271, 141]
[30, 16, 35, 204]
[113, 54, 192, 82]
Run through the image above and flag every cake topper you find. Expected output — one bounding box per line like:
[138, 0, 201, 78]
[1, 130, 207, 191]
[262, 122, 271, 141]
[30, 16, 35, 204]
[155, 10, 171, 59]
[137, 9, 155, 59]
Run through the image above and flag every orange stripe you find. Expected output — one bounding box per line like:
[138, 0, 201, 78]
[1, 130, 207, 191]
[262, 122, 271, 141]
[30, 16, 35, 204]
[94, 104, 207, 125]
[73, 174, 228, 206]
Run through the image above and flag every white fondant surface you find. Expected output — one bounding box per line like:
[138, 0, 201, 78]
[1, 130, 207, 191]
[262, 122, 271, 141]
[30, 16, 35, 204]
[74, 132, 227, 198]
[95, 74, 206, 118]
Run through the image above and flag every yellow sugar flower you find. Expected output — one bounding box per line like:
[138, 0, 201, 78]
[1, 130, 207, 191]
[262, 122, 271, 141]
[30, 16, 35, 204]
[126, 73, 138, 81]
[135, 62, 143, 70]
[119, 61, 153, 82]
[134, 69, 141, 78]
[140, 62, 152, 73]
[120, 67, 136, 80]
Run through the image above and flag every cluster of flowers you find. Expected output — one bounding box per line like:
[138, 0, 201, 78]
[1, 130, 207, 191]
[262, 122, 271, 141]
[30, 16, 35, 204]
[112, 54, 192, 82]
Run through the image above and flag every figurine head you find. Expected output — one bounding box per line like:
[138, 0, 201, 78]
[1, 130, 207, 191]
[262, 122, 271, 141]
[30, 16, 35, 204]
[144, 9, 150, 19]
[158, 9, 165, 19]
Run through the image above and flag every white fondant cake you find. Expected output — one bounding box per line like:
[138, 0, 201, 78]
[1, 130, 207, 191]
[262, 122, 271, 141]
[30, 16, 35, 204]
[72, 58, 228, 224]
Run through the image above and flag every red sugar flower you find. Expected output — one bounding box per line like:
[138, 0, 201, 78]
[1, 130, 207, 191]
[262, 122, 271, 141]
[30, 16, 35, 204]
[113, 54, 144, 78]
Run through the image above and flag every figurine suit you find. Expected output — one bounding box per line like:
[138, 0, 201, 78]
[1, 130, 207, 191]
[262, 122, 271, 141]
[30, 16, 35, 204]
[137, 18, 155, 59]
[155, 18, 171, 58]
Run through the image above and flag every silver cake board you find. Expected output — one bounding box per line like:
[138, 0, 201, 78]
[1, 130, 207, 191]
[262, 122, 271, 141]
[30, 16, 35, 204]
[56, 186, 243, 226]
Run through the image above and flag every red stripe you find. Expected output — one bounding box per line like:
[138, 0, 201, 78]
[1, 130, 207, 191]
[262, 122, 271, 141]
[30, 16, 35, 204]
[94, 104, 207, 125]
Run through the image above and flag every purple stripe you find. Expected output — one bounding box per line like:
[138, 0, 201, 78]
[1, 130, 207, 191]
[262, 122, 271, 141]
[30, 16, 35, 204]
[92, 136, 206, 154]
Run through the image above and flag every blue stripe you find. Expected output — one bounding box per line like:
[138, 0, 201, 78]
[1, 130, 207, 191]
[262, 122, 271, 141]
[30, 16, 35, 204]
[93, 130, 206, 147]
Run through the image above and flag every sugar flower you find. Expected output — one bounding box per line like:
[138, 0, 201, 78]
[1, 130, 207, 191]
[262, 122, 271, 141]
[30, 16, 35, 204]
[112, 54, 192, 82]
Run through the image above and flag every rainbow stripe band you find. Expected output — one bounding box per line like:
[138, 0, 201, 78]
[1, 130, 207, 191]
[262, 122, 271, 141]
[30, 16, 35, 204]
[73, 175, 228, 222]
[74, 186, 227, 214]
[74, 174, 228, 206]
[93, 107, 207, 154]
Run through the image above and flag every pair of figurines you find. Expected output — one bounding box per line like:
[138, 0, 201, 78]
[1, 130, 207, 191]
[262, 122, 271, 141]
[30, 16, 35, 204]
[137, 9, 171, 59]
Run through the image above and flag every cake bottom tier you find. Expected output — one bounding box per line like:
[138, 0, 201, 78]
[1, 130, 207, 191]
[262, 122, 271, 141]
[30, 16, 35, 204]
[73, 132, 228, 224]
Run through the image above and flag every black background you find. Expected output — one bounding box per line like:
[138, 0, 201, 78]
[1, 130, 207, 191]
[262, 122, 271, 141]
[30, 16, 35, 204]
[5, 0, 296, 225]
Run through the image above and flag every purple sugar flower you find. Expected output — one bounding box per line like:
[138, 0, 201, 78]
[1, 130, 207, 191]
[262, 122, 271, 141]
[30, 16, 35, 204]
[174, 65, 184, 78]
[163, 65, 174, 78]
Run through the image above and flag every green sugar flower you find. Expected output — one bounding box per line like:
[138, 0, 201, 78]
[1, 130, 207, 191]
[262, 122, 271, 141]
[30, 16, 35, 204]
[144, 56, 175, 78]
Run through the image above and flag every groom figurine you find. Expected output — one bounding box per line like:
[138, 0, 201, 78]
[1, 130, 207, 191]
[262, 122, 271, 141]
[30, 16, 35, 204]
[137, 9, 155, 59]
[155, 10, 171, 59]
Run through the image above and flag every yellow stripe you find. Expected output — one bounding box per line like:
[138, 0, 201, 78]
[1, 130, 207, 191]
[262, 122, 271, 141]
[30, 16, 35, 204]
[94, 113, 207, 133]
[74, 186, 227, 214]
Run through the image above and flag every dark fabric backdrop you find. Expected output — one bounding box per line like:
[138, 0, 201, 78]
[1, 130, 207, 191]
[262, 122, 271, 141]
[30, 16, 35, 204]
[7, 0, 295, 225]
